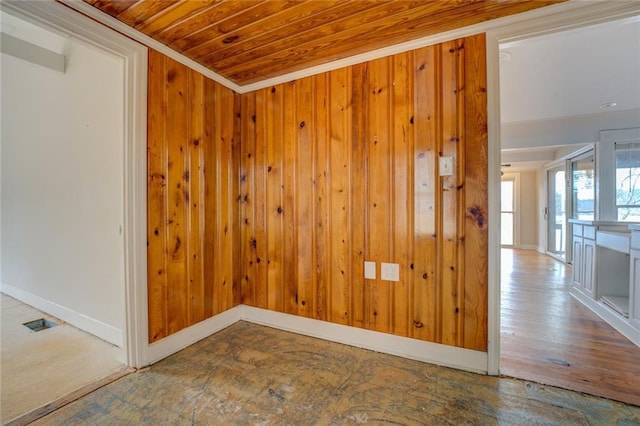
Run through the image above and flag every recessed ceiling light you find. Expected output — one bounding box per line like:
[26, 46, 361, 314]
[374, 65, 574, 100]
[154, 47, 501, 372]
[600, 102, 617, 109]
[499, 52, 511, 63]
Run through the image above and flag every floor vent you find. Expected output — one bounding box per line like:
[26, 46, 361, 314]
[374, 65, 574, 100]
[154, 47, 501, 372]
[23, 318, 58, 332]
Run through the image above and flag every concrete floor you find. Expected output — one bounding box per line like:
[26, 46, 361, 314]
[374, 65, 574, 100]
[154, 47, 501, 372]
[36, 321, 640, 425]
[1, 294, 126, 424]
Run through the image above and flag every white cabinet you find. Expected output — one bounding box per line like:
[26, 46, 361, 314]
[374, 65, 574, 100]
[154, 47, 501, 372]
[630, 248, 640, 330]
[583, 238, 596, 298]
[571, 223, 596, 298]
[572, 235, 582, 289]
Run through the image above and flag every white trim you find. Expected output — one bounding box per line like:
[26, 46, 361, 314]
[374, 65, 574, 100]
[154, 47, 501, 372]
[519, 244, 539, 251]
[146, 306, 243, 366]
[571, 289, 640, 347]
[144, 306, 487, 373]
[0, 32, 65, 72]
[57, 0, 242, 93]
[1, 0, 149, 368]
[486, 33, 501, 376]
[1, 283, 123, 348]
[50, 0, 640, 94]
[242, 306, 487, 374]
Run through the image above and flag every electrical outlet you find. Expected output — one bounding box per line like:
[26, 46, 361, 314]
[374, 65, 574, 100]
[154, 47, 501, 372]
[381, 263, 400, 282]
[364, 261, 376, 279]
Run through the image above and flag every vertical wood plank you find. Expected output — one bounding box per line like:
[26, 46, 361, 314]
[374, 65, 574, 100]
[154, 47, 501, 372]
[240, 93, 257, 306]
[165, 56, 189, 336]
[188, 69, 205, 324]
[368, 56, 392, 333]
[462, 33, 489, 351]
[295, 77, 315, 318]
[314, 73, 330, 321]
[202, 77, 216, 318]
[412, 45, 438, 341]
[350, 63, 368, 329]
[328, 67, 351, 325]
[439, 40, 461, 346]
[283, 82, 298, 315]
[147, 50, 168, 343]
[392, 51, 413, 337]
[266, 85, 284, 312]
[254, 89, 269, 309]
[218, 83, 235, 313]
[232, 91, 243, 307]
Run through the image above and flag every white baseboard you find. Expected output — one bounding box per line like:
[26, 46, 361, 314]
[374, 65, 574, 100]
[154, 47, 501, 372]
[240, 306, 488, 374]
[571, 289, 640, 347]
[518, 244, 539, 250]
[1, 283, 123, 347]
[144, 304, 487, 374]
[145, 306, 242, 365]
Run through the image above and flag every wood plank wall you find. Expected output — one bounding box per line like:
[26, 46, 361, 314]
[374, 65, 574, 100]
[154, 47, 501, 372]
[239, 34, 488, 351]
[147, 50, 241, 343]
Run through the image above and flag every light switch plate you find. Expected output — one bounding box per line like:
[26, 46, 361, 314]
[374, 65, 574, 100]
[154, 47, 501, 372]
[439, 156, 453, 176]
[364, 261, 376, 279]
[381, 262, 400, 282]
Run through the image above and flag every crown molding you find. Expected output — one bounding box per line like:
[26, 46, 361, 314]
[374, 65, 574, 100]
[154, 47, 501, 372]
[55, 0, 640, 94]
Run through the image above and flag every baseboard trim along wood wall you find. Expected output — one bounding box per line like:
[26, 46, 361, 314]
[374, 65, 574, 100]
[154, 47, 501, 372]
[145, 305, 488, 374]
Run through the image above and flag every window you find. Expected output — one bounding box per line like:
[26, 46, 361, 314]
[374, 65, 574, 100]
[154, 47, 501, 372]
[615, 142, 640, 221]
[571, 152, 595, 220]
[501, 179, 514, 246]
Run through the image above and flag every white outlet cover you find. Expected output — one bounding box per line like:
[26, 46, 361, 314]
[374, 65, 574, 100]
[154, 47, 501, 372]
[439, 156, 453, 176]
[364, 261, 376, 279]
[381, 262, 400, 282]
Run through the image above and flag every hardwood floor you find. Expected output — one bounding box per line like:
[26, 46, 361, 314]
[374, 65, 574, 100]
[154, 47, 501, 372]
[500, 249, 640, 407]
[0, 294, 129, 424]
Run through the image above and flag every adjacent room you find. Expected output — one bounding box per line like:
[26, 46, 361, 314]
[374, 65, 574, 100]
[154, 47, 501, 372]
[498, 17, 640, 405]
[1, 0, 639, 424]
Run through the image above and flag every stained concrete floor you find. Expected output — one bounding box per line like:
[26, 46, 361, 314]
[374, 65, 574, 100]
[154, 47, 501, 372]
[34, 321, 640, 425]
[0, 294, 126, 424]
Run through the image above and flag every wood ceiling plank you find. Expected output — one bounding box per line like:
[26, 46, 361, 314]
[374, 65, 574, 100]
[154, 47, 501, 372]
[84, 0, 139, 17]
[206, 1, 427, 75]
[193, 0, 380, 65]
[176, 1, 307, 55]
[214, 1, 446, 81]
[84, 0, 565, 85]
[222, 0, 561, 83]
[178, 0, 351, 60]
[153, 0, 264, 46]
[135, 0, 222, 35]
[114, 1, 180, 28]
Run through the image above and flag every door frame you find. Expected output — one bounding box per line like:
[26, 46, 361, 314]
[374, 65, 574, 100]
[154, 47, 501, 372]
[545, 162, 567, 262]
[485, 3, 640, 375]
[0, 0, 149, 367]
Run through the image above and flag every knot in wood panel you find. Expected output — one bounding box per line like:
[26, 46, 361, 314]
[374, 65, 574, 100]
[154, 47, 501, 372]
[466, 205, 486, 229]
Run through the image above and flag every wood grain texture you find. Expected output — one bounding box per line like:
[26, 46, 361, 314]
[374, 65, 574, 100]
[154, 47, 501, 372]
[147, 50, 239, 343]
[239, 34, 488, 350]
[85, 0, 564, 85]
[501, 249, 640, 407]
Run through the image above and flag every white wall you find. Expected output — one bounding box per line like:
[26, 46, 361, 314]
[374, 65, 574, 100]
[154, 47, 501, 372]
[518, 171, 538, 249]
[1, 18, 125, 346]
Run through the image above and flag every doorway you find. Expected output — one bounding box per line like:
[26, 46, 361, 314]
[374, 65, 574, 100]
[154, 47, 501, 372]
[546, 166, 566, 261]
[501, 178, 516, 247]
[494, 13, 640, 402]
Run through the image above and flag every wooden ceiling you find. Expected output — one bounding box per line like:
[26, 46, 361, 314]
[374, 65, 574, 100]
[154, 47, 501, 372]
[84, 0, 564, 86]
